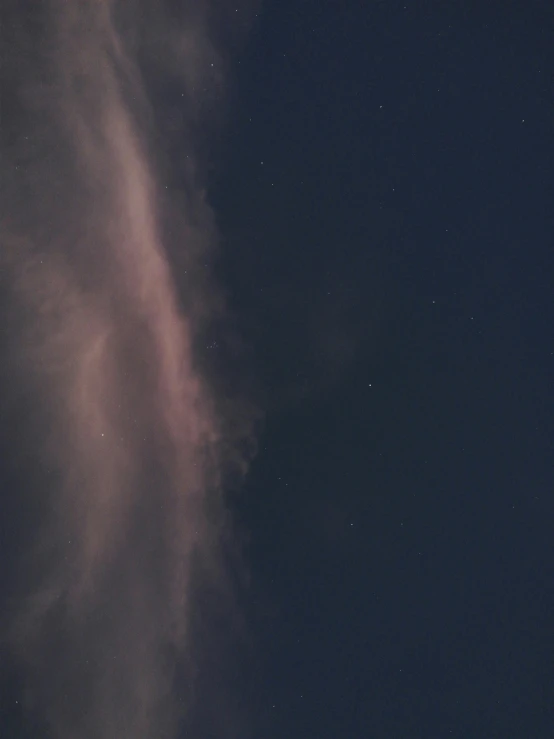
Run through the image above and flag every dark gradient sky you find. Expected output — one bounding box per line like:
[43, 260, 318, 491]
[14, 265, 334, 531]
[212, 1, 554, 736]
[1, 1, 553, 738]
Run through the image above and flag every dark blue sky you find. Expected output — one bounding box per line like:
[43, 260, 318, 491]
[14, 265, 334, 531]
[0, 2, 552, 738]
[212, 1, 554, 736]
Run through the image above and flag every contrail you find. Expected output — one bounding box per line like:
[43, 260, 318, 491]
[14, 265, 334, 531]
[0, 2, 257, 737]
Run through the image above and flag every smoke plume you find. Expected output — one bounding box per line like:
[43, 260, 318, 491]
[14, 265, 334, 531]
[0, 2, 257, 737]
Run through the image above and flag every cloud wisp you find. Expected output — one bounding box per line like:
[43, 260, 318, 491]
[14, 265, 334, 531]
[0, 2, 257, 737]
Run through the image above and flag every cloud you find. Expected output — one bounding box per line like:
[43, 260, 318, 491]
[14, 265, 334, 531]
[0, 2, 259, 737]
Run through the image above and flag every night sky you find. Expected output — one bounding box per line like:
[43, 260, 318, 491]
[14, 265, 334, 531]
[212, 1, 554, 736]
[1, 1, 554, 738]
